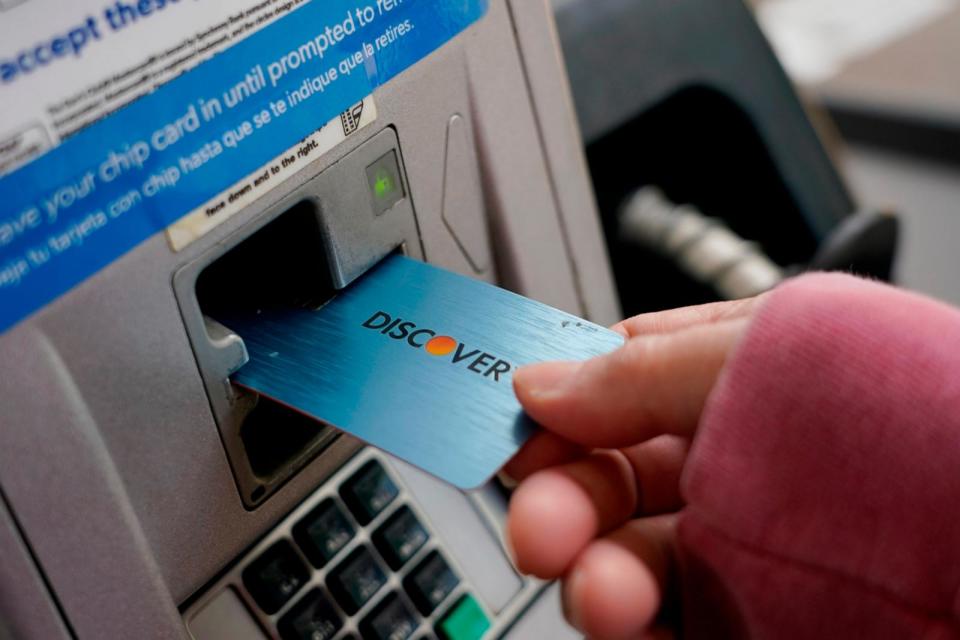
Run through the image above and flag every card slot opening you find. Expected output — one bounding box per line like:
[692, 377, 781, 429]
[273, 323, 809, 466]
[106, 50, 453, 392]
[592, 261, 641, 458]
[195, 200, 339, 494]
[196, 200, 336, 318]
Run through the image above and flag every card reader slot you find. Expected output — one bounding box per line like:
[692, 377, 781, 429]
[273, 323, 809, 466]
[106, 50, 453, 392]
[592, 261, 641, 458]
[175, 126, 423, 508]
[196, 201, 339, 502]
[196, 201, 335, 317]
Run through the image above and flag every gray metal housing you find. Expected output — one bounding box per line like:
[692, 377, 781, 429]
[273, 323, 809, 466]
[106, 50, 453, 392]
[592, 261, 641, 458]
[0, 1, 618, 637]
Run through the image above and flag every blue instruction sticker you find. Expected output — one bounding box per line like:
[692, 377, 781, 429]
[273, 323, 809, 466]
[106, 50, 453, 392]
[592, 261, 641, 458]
[0, 0, 488, 334]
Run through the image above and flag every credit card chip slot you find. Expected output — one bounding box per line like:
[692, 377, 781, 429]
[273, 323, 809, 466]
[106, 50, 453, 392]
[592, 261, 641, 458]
[173, 127, 422, 508]
[195, 201, 341, 505]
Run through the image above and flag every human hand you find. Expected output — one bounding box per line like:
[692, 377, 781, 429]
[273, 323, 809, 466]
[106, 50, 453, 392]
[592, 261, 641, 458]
[505, 297, 762, 640]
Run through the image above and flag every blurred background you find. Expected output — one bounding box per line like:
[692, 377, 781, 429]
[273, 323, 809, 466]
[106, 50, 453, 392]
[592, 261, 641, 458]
[552, 0, 960, 315]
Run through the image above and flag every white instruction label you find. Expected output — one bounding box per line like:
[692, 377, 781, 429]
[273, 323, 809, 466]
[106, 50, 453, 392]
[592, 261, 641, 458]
[166, 96, 376, 251]
[0, 123, 50, 176]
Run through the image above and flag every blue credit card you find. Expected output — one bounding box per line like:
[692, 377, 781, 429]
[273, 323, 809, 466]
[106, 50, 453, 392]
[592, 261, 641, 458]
[223, 255, 624, 488]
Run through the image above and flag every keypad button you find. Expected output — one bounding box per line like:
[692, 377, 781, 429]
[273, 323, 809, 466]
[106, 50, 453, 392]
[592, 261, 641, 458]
[340, 461, 399, 525]
[241, 540, 309, 615]
[293, 498, 355, 568]
[359, 593, 419, 640]
[436, 595, 490, 640]
[404, 551, 459, 615]
[327, 546, 388, 615]
[373, 506, 429, 570]
[277, 589, 342, 640]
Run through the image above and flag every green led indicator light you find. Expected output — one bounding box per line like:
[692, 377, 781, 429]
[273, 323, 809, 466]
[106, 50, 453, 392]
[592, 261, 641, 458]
[366, 151, 404, 216]
[374, 169, 395, 199]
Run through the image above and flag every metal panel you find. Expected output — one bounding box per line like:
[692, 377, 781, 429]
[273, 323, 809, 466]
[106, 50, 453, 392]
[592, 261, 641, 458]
[0, 1, 615, 636]
[0, 495, 71, 640]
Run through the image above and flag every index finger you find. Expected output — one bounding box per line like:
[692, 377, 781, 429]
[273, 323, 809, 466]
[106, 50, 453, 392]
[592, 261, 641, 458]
[612, 296, 760, 338]
[514, 318, 748, 448]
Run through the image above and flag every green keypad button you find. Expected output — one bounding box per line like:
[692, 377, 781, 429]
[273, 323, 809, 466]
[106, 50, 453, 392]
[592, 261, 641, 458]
[436, 594, 490, 640]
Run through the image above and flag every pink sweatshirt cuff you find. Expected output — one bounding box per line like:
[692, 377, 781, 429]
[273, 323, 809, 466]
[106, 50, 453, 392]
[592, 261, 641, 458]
[680, 274, 960, 637]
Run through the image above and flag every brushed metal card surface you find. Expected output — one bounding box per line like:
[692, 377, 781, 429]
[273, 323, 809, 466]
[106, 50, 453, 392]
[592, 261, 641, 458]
[223, 255, 624, 489]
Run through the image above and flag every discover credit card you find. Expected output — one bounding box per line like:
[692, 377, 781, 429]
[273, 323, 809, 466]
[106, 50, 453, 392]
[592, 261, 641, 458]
[223, 255, 624, 489]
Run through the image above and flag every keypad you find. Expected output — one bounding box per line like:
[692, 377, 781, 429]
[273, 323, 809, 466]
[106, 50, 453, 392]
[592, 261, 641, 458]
[404, 551, 459, 616]
[373, 506, 429, 570]
[359, 592, 419, 640]
[340, 460, 399, 525]
[327, 546, 388, 615]
[293, 498, 355, 568]
[241, 540, 309, 615]
[196, 453, 495, 640]
[278, 589, 342, 640]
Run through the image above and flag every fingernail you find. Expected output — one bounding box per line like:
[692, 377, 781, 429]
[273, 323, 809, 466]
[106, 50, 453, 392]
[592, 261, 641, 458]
[515, 361, 582, 398]
[497, 470, 518, 491]
[503, 528, 521, 571]
[562, 567, 586, 631]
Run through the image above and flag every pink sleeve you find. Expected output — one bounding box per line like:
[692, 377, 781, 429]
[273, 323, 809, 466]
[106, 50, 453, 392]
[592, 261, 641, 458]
[679, 273, 960, 639]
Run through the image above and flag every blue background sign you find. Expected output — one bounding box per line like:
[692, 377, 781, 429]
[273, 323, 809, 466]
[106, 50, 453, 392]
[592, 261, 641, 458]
[0, 0, 488, 334]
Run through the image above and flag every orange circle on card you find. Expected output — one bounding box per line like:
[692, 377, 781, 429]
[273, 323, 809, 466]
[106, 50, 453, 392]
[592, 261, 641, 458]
[425, 336, 457, 356]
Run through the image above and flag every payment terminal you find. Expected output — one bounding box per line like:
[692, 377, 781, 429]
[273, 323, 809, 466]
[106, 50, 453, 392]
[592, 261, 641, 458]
[0, 0, 618, 638]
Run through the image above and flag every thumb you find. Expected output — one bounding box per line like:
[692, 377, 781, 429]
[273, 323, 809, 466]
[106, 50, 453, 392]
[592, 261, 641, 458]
[514, 318, 747, 449]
